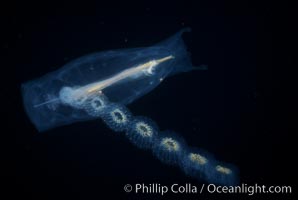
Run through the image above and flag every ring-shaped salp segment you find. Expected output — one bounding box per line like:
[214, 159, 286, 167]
[126, 116, 159, 149]
[101, 103, 132, 132]
[71, 94, 89, 109]
[83, 93, 109, 117]
[152, 131, 186, 166]
[180, 147, 216, 182]
[205, 162, 239, 186]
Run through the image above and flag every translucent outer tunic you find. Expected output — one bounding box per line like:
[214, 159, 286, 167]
[21, 28, 206, 131]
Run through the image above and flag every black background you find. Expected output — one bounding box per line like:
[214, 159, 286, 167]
[10, 1, 296, 199]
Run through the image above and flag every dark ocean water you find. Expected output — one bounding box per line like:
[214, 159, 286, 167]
[12, 2, 295, 200]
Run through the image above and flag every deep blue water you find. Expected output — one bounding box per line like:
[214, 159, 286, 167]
[12, 3, 295, 200]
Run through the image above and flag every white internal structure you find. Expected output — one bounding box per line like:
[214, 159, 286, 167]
[59, 55, 174, 106]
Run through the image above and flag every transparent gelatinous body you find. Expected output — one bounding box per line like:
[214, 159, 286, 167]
[21, 29, 239, 186]
[22, 28, 205, 131]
